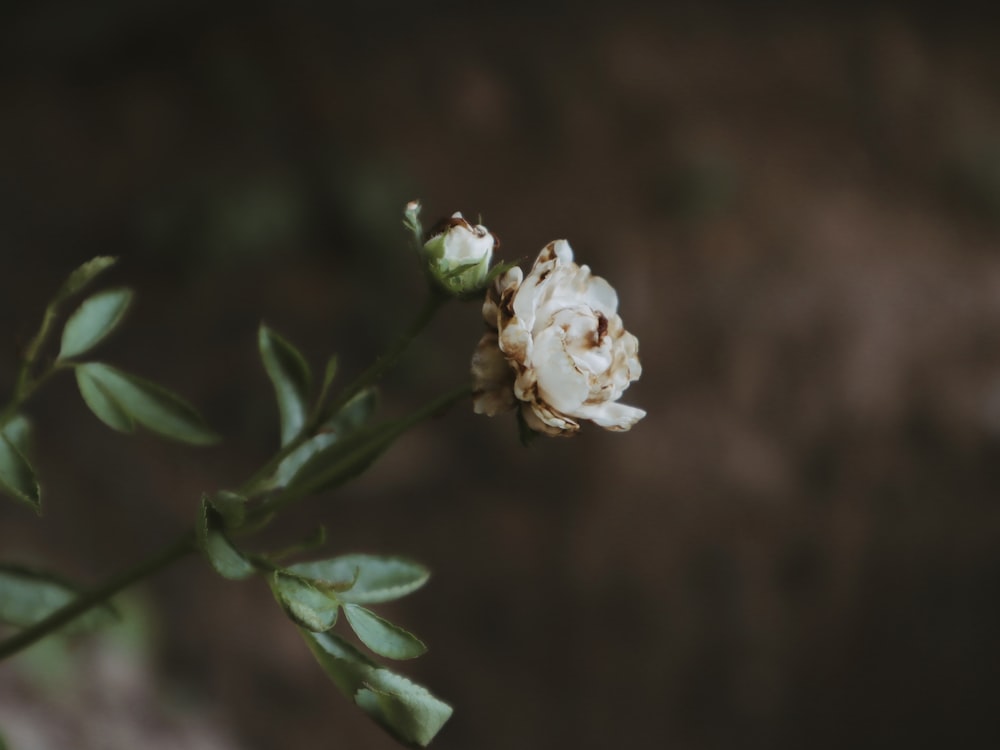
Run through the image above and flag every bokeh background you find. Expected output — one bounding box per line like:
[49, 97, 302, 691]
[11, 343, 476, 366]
[2, 1, 1000, 748]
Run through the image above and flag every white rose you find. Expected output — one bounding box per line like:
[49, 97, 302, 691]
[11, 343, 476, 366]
[471, 239, 645, 436]
[423, 212, 497, 295]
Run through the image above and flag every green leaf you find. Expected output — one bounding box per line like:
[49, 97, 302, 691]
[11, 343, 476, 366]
[312, 355, 339, 417]
[74, 363, 218, 445]
[0, 565, 116, 632]
[259, 325, 311, 446]
[196, 499, 254, 580]
[54, 256, 118, 304]
[205, 490, 247, 529]
[328, 387, 378, 434]
[304, 631, 452, 748]
[0, 431, 40, 512]
[58, 287, 133, 360]
[263, 387, 379, 492]
[290, 554, 429, 605]
[266, 432, 338, 491]
[271, 572, 339, 631]
[281, 425, 389, 499]
[343, 603, 427, 660]
[2, 414, 32, 453]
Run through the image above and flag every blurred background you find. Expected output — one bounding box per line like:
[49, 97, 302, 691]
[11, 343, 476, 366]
[2, 1, 1000, 748]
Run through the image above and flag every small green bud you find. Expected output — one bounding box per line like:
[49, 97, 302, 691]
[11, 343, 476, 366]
[423, 212, 498, 296]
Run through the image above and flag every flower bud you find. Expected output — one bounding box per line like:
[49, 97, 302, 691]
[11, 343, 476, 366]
[423, 212, 498, 296]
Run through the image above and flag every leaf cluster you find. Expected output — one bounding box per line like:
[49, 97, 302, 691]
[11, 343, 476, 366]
[0, 257, 219, 515]
[192, 323, 452, 746]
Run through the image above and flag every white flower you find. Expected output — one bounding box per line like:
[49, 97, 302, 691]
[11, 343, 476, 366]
[423, 212, 497, 295]
[471, 240, 645, 436]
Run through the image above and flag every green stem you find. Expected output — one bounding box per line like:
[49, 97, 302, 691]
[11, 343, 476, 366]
[260, 384, 471, 518]
[323, 289, 448, 420]
[0, 533, 195, 661]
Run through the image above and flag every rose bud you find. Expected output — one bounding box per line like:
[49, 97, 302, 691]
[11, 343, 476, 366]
[423, 212, 498, 296]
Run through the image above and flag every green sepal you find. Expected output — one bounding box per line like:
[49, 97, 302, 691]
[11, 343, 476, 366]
[271, 571, 340, 632]
[402, 201, 424, 251]
[196, 498, 254, 580]
[0, 564, 117, 632]
[57, 287, 133, 361]
[74, 362, 219, 445]
[483, 259, 520, 286]
[258, 325, 312, 446]
[289, 554, 429, 605]
[0, 422, 40, 513]
[343, 603, 427, 660]
[303, 630, 452, 748]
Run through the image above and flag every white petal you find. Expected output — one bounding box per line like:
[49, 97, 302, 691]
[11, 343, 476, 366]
[532, 325, 589, 414]
[575, 401, 646, 431]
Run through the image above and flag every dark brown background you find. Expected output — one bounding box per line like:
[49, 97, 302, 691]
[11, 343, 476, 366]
[2, 2, 1000, 748]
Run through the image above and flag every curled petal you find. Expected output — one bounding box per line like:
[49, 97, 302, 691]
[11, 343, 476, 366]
[469, 239, 644, 436]
[471, 334, 516, 416]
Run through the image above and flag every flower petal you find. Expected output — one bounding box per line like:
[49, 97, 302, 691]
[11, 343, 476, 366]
[471, 334, 516, 416]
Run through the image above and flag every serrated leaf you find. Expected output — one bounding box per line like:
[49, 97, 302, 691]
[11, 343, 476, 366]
[290, 554, 429, 605]
[54, 256, 118, 303]
[271, 572, 339, 631]
[304, 631, 452, 748]
[74, 363, 218, 445]
[0, 565, 116, 632]
[343, 603, 426, 660]
[0, 431, 40, 512]
[196, 500, 254, 580]
[58, 287, 133, 360]
[259, 325, 311, 446]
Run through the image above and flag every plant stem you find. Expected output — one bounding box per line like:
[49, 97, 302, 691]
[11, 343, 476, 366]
[323, 289, 448, 420]
[260, 384, 471, 518]
[0, 532, 195, 661]
[0, 293, 457, 661]
[240, 289, 449, 497]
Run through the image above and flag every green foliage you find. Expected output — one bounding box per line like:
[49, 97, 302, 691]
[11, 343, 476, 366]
[205, 490, 248, 529]
[343, 603, 426, 660]
[196, 497, 254, 580]
[259, 325, 312, 446]
[304, 631, 452, 748]
[289, 554, 429, 605]
[271, 571, 340, 632]
[0, 419, 40, 513]
[74, 363, 219, 445]
[0, 565, 116, 633]
[57, 288, 133, 360]
[261, 387, 378, 493]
